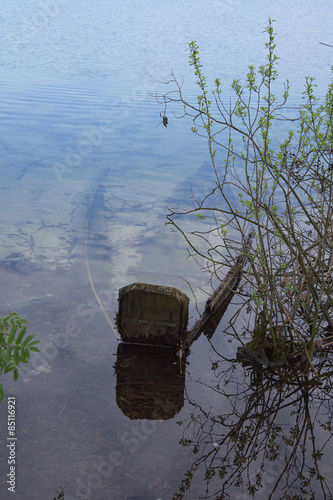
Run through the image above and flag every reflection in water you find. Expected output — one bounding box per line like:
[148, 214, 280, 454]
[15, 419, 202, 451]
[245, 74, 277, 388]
[1, 2, 333, 497]
[115, 344, 185, 420]
[173, 348, 333, 499]
[113, 274, 333, 498]
[114, 273, 239, 422]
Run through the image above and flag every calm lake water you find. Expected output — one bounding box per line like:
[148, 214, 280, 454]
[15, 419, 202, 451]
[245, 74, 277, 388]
[0, 1, 333, 499]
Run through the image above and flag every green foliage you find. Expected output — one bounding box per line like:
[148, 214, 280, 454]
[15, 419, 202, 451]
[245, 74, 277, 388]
[0, 312, 40, 401]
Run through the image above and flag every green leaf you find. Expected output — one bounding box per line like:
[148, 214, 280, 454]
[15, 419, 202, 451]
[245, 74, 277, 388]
[22, 334, 35, 347]
[4, 345, 11, 363]
[7, 325, 17, 344]
[13, 368, 19, 382]
[0, 349, 6, 363]
[13, 346, 20, 366]
[20, 347, 28, 363]
[15, 326, 27, 344]
[27, 340, 40, 347]
[29, 347, 40, 353]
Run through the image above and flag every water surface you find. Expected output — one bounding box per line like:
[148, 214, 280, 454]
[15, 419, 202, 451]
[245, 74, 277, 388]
[0, 1, 332, 499]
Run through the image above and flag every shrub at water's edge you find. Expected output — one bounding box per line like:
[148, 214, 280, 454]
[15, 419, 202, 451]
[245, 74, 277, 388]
[156, 19, 333, 374]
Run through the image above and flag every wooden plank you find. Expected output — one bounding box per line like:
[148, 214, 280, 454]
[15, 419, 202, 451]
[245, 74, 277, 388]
[180, 230, 253, 349]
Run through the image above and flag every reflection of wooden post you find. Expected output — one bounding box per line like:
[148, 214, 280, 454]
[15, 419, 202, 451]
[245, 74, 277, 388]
[117, 283, 189, 346]
[115, 343, 185, 419]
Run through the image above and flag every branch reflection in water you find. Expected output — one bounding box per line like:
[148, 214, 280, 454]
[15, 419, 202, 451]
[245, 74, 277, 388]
[174, 342, 332, 499]
[113, 272, 332, 498]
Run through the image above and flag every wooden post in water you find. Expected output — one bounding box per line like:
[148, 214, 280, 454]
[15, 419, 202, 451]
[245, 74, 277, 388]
[117, 282, 189, 347]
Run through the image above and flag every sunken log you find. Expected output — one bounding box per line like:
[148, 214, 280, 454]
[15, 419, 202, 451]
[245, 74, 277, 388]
[180, 230, 253, 350]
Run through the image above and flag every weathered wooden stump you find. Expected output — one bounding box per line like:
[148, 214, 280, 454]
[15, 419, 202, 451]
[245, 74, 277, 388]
[117, 282, 189, 346]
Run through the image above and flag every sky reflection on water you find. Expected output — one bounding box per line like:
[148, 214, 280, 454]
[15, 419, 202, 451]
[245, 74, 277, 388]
[0, 1, 333, 499]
